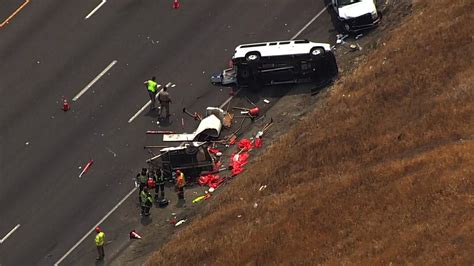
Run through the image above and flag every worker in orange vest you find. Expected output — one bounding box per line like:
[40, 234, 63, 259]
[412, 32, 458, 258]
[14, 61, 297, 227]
[175, 169, 186, 200]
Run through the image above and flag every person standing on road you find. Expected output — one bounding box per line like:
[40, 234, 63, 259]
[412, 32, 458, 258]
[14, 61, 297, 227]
[154, 167, 165, 200]
[144, 76, 158, 110]
[94, 226, 105, 261]
[158, 85, 172, 118]
[175, 169, 186, 200]
[137, 168, 148, 203]
[140, 187, 153, 216]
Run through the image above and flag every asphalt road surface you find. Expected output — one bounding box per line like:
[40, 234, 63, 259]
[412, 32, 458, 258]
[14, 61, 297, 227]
[0, 0, 334, 265]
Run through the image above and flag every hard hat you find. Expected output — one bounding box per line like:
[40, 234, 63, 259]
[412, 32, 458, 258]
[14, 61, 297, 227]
[95, 226, 101, 233]
[176, 169, 181, 173]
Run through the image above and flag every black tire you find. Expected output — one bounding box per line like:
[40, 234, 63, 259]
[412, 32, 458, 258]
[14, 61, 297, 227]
[245, 52, 261, 63]
[185, 146, 198, 155]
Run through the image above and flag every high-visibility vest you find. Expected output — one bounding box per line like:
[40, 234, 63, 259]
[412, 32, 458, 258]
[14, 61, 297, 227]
[141, 191, 152, 206]
[138, 174, 147, 184]
[95, 232, 105, 246]
[147, 80, 157, 93]
[177, 173, 186, 188]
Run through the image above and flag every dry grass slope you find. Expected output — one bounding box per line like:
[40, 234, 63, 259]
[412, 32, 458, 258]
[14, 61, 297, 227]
[148, 0, 474, 264]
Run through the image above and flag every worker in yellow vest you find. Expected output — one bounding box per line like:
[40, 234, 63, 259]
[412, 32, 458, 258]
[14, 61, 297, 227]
[144, 76, 158, 110]
[94, 226, 105, 261]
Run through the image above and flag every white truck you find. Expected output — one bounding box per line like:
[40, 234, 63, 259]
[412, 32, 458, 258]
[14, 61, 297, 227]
[331, 0, 381, 33]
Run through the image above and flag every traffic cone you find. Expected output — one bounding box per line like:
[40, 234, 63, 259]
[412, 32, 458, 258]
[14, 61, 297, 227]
[62, 98, 70, 111]
[129, 230, 142, 239]
[172, 0, 180, 9]
[249, 107, 259, 116]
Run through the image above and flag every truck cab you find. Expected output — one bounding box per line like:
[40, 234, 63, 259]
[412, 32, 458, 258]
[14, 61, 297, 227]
[332, 0, 381, 33]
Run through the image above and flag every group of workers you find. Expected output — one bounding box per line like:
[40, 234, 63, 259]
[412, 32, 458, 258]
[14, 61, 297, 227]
[136, 167, 186, 216]
[94, 168, 187, 260]
[92, 77, 181, 261]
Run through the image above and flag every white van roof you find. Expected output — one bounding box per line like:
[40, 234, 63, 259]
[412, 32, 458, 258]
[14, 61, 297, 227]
[232, 40, 331, 59]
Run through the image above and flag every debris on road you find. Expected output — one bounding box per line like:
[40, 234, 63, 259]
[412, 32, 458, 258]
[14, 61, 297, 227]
[129, 230, 142, 239]
[175, 219, 186, 227]
[146, 130, 175, 134]
[78, 160, 94, 178]
[62, 97, 70, 111]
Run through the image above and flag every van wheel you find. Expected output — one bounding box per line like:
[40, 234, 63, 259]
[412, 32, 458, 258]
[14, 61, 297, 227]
[245, 52, 261, 62]
[310, 47, 325, 57]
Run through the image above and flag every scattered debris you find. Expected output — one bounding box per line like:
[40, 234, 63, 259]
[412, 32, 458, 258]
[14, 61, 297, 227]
[78, 160, 94, 178]
[62, 97, 70, 111]
[336, 34, 349, 44]
[143, 145, 167, 149]
[259, 185, 267, 191]
[182, 108, 203, 121]
[263, 99, 270, 104]
[175, 219, 186, 227]
[146, 130, 174, 134]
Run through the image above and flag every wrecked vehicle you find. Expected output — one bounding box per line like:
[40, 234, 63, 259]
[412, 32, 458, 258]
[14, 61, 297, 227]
[332, 0, 381, 33]
[211, 39, 338, 88]
[149, 142, 215, 181]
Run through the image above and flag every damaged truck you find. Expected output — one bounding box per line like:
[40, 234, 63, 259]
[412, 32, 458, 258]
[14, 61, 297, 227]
[211, 39, 338, 89]
[331, 0, 381, 33]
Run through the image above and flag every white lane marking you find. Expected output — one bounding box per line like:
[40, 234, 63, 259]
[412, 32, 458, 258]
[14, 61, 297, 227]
[72, 60, 118, 101]
[85, 0, 107, 20]
[54, 187, 137, 266]
[0, 224, 21, 244]
[291, 4, 329, 40]
[56, 5, 330, 264]
[220, 5, 329, 107]
[127, 85, 162, 123]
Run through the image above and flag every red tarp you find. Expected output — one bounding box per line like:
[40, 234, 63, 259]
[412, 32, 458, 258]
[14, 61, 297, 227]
[198, 174, 223, 188]
[238, 138, 252, 151]
[229, 151, 249, 176]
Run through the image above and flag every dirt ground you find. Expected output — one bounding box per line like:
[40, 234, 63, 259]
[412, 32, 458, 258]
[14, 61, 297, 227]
[111, 0, 472, 264]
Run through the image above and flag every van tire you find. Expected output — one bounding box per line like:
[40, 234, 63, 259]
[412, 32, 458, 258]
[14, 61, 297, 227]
[245, 52, 261, 62]
[310, 47, 325, 57]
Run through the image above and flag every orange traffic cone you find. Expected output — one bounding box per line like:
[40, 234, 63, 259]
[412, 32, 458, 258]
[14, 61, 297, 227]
[129, 230, 142, 239]
[172, 0, 180, 9]
[62, 98, 70, 111]
[249, 107, 259, 116]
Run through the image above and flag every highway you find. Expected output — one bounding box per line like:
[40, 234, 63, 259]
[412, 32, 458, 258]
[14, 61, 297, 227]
[0, 0, 334, 264]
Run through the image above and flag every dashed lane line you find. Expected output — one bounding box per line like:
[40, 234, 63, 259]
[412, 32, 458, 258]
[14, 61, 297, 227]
[72, 60, 118, 102]
[0, 224, 21, 244]
[127, 84, 163, 123]
[85, 0, 107, 20]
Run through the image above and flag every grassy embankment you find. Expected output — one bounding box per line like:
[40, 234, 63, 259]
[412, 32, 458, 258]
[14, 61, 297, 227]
[148, 0, 473, 264]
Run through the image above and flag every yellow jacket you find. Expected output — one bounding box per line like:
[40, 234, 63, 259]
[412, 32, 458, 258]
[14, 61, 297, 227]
[95, 232, 105, 246]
